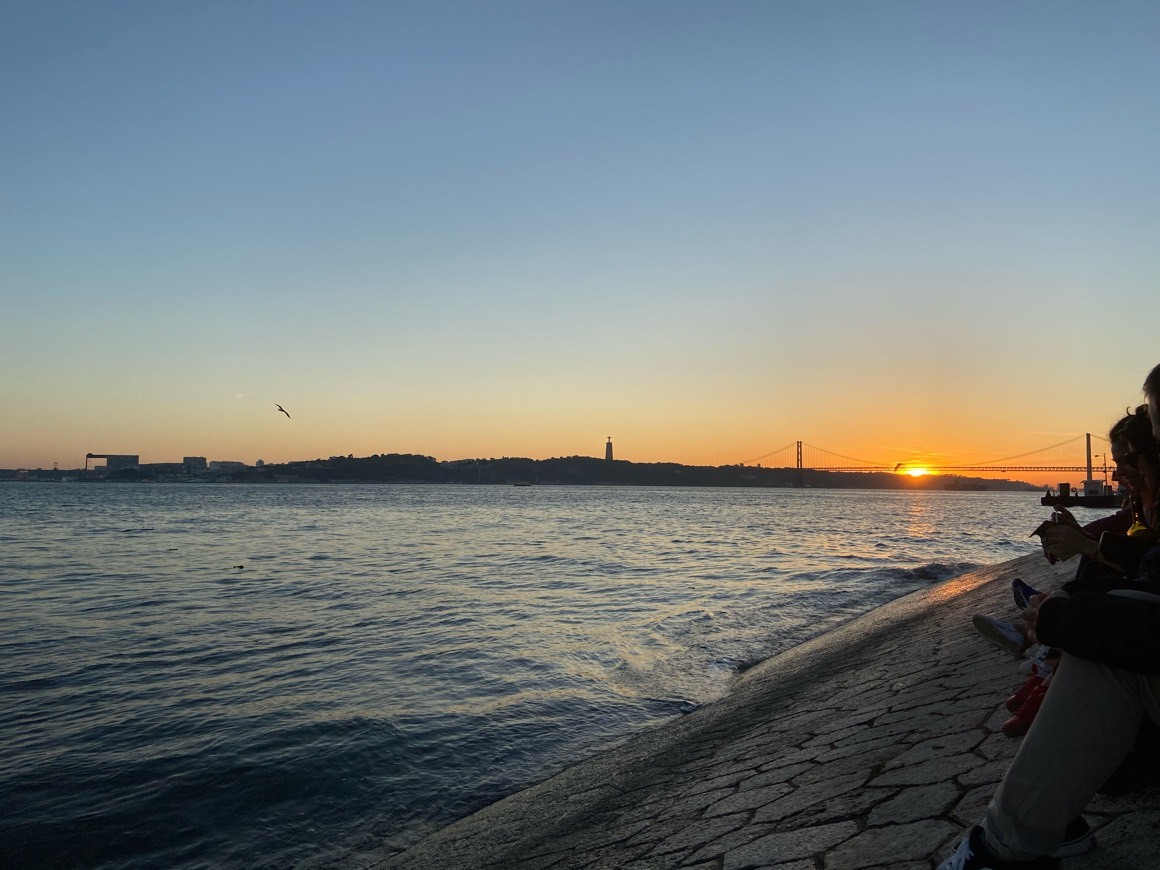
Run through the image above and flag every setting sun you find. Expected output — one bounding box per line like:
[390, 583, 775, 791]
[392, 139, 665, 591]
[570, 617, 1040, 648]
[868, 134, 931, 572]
[906, 468, 931, 478]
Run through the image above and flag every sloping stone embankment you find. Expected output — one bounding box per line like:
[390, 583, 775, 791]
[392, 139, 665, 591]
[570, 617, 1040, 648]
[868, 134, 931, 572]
[365, 553, 1159, 870]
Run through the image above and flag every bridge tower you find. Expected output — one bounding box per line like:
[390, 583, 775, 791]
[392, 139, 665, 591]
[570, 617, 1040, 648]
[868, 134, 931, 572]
[796, 441, 803, 488]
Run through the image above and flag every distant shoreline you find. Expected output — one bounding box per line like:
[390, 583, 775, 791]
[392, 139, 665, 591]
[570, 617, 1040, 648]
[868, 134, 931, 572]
[2, 452, 1037, 491]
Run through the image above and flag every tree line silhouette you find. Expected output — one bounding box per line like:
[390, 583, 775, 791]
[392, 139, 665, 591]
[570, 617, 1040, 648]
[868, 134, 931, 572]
[232, 454, 1035, 490]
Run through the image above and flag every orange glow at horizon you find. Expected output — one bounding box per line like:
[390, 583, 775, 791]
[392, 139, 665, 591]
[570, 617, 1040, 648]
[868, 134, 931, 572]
[906, 467, 931, 478]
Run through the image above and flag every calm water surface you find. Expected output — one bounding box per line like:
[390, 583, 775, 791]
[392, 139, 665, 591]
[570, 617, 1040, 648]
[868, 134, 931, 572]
[1, 483, 1068, 867]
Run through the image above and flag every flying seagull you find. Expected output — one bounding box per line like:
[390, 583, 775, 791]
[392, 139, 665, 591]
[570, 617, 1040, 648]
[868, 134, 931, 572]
[276, 404, 291, 419]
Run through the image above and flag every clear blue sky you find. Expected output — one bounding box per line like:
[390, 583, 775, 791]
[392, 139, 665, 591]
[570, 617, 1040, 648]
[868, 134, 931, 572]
[3, 0, 1158, 472]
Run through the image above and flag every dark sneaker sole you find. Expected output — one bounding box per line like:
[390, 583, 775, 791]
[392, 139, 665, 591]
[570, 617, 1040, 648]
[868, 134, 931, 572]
[1051, 830, 1095, 858]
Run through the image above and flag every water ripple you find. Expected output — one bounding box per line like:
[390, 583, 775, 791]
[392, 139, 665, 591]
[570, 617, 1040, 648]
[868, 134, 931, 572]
[0, 483, 1057, 868]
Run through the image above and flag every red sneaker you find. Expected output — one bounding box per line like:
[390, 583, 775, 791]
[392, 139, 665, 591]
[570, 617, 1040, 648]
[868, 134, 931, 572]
[1003, 683, 1048, 737]
[1005, 675, 1044, 712]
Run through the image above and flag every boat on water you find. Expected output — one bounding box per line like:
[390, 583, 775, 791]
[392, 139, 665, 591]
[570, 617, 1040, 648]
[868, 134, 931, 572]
[1041, 493, 1122, 509]
[1041, 481, 1123, 510]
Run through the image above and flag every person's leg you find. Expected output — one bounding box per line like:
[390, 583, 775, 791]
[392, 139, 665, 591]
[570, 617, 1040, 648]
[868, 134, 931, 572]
[983, 654, 1154, 859]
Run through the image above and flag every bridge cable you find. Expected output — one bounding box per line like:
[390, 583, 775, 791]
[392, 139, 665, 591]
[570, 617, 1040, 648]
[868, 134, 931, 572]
[800, 442, 889, 468]
[737, 442, 798, 466]
[959, 435, 1089, 468]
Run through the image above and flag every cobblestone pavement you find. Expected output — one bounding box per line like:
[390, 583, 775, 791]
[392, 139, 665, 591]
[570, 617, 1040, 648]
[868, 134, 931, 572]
[361, 554, 1160, 869]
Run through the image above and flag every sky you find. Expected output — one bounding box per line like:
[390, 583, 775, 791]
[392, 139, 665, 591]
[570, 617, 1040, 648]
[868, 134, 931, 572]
[2, 0, 1158, 480]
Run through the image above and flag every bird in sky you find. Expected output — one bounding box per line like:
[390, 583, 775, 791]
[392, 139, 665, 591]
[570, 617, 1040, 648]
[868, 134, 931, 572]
[276, 404, 291, 419]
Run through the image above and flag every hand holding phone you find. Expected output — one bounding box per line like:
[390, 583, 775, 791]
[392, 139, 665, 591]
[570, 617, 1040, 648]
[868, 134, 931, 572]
[1030, 520, 1097, 562]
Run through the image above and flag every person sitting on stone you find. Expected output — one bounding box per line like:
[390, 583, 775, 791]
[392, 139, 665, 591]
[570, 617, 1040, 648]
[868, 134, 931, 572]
[1035, 407, 1159, 593]
[936, 363, 1160, 870]
[970, 406, 1157, 657]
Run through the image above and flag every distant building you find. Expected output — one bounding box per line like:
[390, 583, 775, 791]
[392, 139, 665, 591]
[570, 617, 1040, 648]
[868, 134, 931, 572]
[208, 461, 247, 473]
[85, 453, 139, 470]
[85, 453, 139, 477]
[605, 437, 613, 461]
[141, 462, 185, 476]
[183, 456, 208, 473]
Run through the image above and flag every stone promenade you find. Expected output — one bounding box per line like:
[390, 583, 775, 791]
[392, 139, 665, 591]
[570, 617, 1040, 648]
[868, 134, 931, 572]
[366, 554, 1160, 869]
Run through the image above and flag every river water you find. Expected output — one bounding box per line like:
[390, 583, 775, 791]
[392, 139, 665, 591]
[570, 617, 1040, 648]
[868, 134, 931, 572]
[1, 483, 1070, 868]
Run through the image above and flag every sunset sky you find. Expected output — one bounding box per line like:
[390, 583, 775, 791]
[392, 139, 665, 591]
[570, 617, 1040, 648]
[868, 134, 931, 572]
[3, 1, 1158, 479]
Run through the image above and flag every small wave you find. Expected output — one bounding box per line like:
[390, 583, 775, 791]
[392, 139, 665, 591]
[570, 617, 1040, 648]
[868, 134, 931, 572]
[908, 561, 979, 582]
[812, 561, 978, 588]
[715, 655, 756, 673]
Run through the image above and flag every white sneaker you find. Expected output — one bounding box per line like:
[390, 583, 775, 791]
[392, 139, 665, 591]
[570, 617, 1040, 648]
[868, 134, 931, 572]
[937, 825, 1059, 869]
[938, 831, 978, 870]
[971, 614, 1028, 656]
[1018, 644, 1053, 674]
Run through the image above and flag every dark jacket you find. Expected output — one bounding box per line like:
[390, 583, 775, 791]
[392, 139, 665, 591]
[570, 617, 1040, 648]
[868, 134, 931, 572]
[1062, 525, 1160, 596]
[1094, 531, 1160, 588]
[1039, 537, 1160, 673]
[1083, 507, 1133, 539]
[1038, 591, 1160, 675]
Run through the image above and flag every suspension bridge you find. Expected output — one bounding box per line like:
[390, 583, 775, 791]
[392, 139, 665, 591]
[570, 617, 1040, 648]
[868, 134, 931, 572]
[739, 434, 1113, 477]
